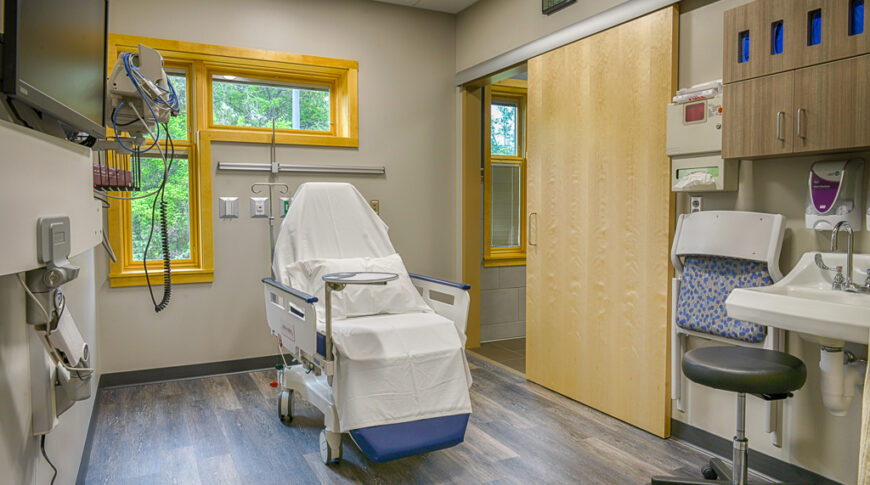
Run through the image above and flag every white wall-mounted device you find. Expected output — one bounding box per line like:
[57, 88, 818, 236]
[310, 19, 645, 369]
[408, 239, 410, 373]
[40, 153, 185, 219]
[219, 197, 239, 218]
[250, 197, 269, 218]
[805, 159, 864, 231]
[667, 87, 738, 192]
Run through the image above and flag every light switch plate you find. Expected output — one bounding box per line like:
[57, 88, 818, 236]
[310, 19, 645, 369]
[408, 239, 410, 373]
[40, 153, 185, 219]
[370, 200, 380, 214]
[280, 197, 292, 217]
[219, 197, 239, 218]
[250, 197, 269, 218]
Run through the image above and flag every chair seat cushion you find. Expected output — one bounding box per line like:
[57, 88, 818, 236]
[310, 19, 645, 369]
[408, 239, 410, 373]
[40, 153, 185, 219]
[683, 346, 807, 395]
[676, 256, 772, 343]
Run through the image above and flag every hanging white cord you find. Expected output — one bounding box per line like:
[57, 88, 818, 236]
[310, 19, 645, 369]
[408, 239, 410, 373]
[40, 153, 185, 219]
[101, 103, 169, 201]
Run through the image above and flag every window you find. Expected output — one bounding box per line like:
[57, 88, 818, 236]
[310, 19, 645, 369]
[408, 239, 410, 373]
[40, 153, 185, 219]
[212, 75, 330, 131]
[484, 82, 526, 267]
[106, 35, 359, 286]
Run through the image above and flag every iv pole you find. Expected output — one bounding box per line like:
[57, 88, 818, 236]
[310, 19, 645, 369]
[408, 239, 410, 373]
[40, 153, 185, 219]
[251, 119, 289, 279]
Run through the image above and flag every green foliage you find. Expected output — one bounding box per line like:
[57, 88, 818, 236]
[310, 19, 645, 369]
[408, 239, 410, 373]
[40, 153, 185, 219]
[491, 103, 517, 156]
[131, 157, 191, 261]
[166, 74, 188, 141]
[212, 80, 330, 131]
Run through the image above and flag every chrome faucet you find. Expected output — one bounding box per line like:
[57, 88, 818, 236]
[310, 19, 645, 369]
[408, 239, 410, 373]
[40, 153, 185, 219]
[830, 221, 858, 292]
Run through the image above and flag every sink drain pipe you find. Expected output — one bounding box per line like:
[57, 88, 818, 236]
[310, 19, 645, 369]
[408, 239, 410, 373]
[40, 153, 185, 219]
[820, 347, 867, 416]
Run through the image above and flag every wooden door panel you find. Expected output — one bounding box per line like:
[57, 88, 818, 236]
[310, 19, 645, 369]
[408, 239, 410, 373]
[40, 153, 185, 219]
[526, 6, 676, 438]
[722, 71, 794, 159]
[794, 54, 870, 153]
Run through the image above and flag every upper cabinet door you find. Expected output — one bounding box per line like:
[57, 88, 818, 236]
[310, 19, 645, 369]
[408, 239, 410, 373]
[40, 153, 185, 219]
[790, 0, 870, 69]
[722, 71, 795, 159]
[793, 54, 870, 153]
[724, 1, 763, 83]
[724, 0, 799, 83]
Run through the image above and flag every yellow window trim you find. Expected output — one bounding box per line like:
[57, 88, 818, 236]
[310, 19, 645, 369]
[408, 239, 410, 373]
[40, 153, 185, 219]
[483, 83, 527, 268]
[108, 34, 359, 147]
[106, 34, 358, 287]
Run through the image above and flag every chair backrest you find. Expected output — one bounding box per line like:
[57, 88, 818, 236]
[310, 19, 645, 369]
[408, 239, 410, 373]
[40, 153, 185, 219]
[671, 211, 785, 344]
[272, 183, 396, 283]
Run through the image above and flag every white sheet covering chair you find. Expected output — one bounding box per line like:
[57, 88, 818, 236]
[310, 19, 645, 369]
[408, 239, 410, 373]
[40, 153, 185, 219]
[670, 210, 788, 446]
[261, 182, 473, 464]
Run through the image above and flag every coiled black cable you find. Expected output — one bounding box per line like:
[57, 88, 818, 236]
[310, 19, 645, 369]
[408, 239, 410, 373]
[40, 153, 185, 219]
[143, 124, 174, 313]
[154, 200, 172, 311]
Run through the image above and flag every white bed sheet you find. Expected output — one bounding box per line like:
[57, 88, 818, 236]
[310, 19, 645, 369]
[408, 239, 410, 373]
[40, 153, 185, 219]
[322, 312, 473, 432]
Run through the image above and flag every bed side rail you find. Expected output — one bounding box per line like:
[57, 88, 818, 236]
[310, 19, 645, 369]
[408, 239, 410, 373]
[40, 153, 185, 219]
[409, 273, 471, 337]
[262, 278, 332, 375]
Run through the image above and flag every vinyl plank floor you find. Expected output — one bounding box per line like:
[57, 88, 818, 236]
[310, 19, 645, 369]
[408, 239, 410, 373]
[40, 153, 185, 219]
[84, 354, 719, 485]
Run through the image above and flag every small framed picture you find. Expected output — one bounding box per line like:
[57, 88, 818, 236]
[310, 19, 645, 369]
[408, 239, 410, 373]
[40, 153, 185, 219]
[542, 0, 576, 15]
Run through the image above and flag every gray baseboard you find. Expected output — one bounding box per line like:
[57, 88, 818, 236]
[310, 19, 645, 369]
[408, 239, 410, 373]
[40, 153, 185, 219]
[98, 354, 283, 388]
[670, 419, 842, 485]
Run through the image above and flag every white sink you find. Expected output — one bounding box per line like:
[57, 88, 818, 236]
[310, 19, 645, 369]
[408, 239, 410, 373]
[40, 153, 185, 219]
[725, 252, 870, 346]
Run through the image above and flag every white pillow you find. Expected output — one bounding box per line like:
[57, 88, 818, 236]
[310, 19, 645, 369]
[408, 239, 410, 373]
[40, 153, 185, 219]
[285, 253, 431, 321]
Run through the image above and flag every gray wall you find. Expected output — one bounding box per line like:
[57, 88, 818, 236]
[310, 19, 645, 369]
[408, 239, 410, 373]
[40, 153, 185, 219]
[458, 0, 868, 482]
[455, 0, 624, 72]
[480, 265, 526, 341]
[0, 249, 99, 485]
[99, 0, 459, 373]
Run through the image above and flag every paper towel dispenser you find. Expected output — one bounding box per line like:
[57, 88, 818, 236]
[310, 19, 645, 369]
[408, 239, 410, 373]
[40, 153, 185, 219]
[667, 87, 737, 192]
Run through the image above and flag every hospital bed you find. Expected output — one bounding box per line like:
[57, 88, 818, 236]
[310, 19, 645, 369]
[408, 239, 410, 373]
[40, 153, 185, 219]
[262, 182, 472, 464]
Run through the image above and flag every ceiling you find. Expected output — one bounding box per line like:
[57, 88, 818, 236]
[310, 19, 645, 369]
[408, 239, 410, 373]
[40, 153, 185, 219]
[371, 0, 480, 14]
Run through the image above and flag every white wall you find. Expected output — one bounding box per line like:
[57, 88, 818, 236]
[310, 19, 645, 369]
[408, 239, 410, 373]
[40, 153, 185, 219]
[0, 249, 99, 485]
[455, 0, 624, 72]
[458, 0, 867, 482]
[100, 0, 458, 373]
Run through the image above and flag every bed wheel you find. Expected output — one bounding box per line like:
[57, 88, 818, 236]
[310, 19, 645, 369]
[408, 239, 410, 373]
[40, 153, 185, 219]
[319, 430, 342, 464]
[278, 390, 293, 425]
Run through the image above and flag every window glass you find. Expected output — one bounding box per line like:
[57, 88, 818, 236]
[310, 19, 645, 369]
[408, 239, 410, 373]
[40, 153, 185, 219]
[212, 75, 330, 131]
[131, 155, 191, 261]
[166, 72, 188, 140]
[491, 163, 522, 248]
[491, 101, 518, 156]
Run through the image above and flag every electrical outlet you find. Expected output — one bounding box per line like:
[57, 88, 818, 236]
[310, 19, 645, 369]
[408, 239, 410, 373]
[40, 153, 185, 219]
[250, 197, 269, 218]
[370, 200, 380, 214]
[690, 195, 703, 213]
[219, 197, 239, 218]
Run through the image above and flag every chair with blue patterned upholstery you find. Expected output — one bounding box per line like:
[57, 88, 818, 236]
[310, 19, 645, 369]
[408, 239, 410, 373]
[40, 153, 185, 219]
[655, 211, 808, 485]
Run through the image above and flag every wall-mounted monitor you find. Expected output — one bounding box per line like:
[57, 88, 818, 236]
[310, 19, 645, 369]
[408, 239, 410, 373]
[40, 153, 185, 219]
[2, 0, 108, 139]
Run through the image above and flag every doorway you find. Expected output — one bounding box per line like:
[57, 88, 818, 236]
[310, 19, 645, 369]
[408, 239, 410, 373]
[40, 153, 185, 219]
[465, 68, 528, 374]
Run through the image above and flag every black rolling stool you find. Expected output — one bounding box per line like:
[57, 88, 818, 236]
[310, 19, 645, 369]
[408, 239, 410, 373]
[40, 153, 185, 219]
[651, 346, 807, 485]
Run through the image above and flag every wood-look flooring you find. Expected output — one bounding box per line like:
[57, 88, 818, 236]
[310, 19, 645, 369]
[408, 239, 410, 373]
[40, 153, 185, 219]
[83, 354, 716, 485]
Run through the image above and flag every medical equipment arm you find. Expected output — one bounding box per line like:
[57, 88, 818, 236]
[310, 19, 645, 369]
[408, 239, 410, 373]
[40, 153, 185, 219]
[409, 274, 471, 337]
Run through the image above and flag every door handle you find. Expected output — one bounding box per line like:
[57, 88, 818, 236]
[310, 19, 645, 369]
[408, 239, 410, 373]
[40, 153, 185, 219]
[528, 212, 538, 247]
[776, 111, 785, 141]
[797, 108, 807, 139]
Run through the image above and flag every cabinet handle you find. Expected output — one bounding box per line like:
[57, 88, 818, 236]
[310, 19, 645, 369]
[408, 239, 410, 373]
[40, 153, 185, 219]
[528, 212, 538, 247]
[776, 111, 785, 141]
[797, 108, 807, 139]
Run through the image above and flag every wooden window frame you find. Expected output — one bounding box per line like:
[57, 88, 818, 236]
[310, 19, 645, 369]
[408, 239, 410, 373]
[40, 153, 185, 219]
[484, 81, 527, 267]
[106, 35, 359, 286]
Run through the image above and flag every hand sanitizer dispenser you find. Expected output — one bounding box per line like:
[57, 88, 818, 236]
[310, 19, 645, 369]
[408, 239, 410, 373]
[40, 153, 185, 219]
[806, 159, 864, 231]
